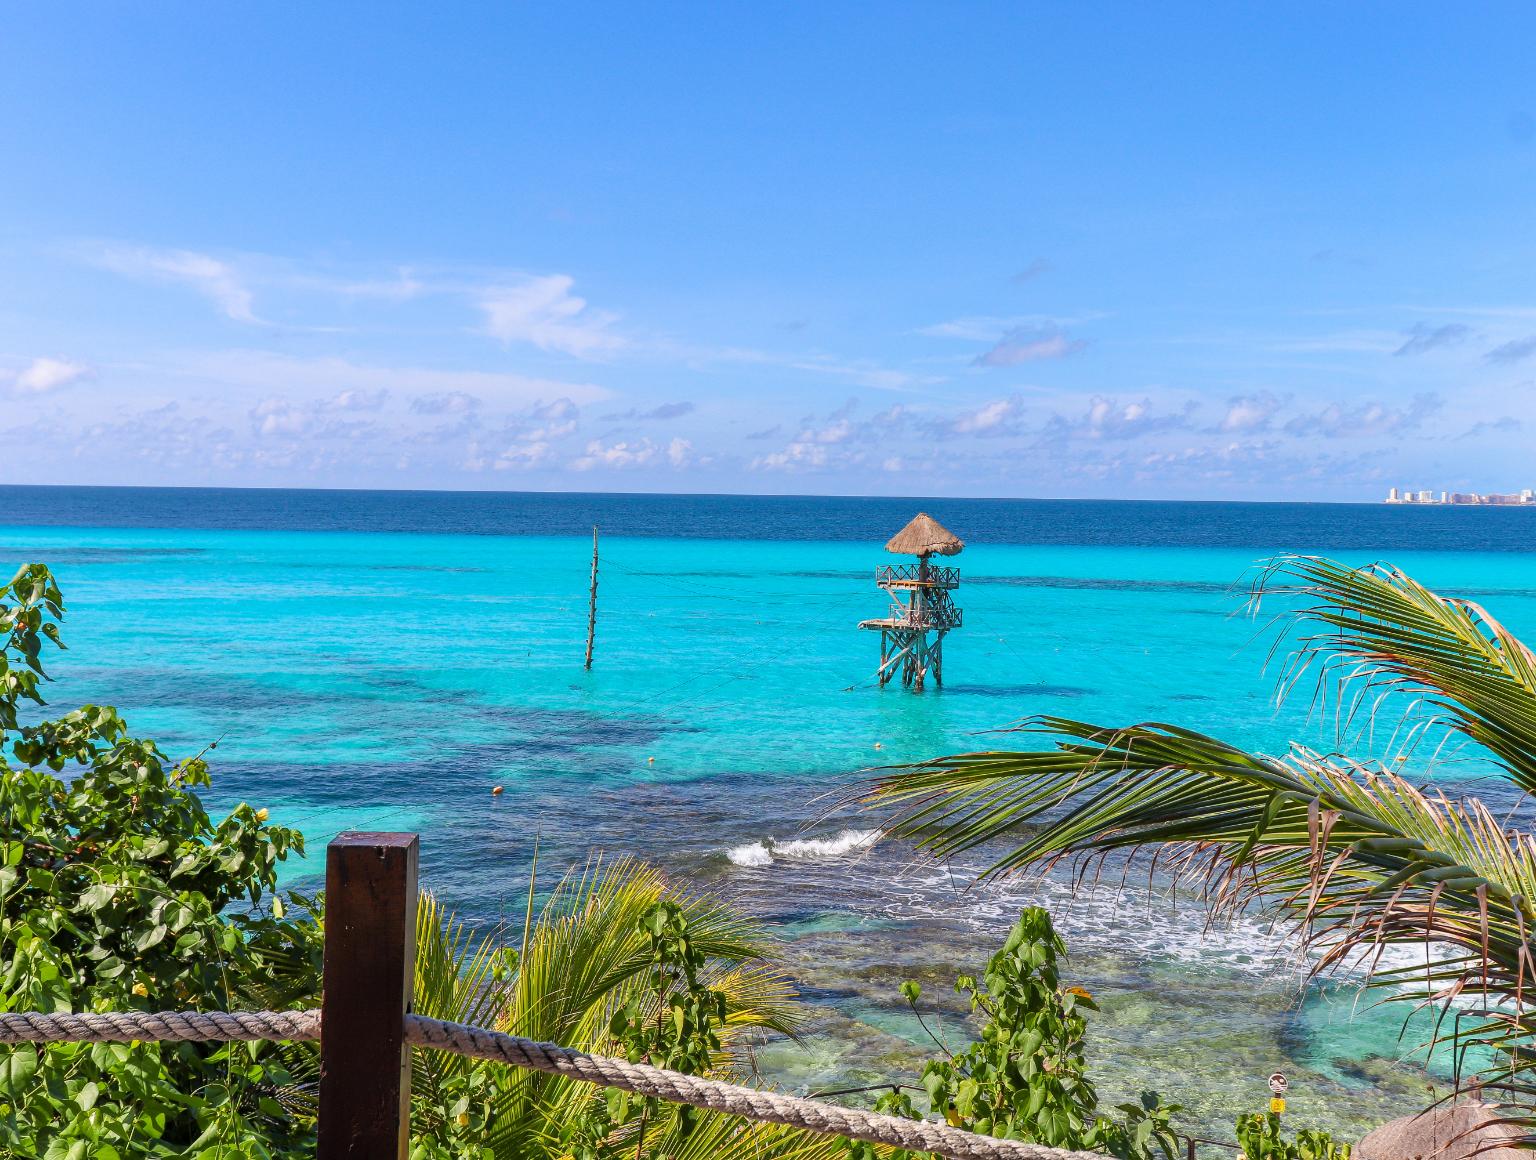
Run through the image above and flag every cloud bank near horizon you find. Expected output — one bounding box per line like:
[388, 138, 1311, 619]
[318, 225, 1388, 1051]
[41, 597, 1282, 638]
[2, 241, 1531, 500]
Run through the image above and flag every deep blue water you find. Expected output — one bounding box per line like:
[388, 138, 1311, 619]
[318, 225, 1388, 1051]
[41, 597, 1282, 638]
[5, 484, 1535, 551]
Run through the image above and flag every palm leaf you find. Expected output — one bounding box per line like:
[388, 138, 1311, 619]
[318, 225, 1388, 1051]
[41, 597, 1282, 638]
[1252, 556, 1536, 786]
[410, 857, 809, 1159]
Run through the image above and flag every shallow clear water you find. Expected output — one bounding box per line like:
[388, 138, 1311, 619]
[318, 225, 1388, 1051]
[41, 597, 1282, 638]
[5, 487, 1535, 1140]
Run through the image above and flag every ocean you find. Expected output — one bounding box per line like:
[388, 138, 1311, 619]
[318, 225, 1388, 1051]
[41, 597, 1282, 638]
[5, 485, 1534, 1137]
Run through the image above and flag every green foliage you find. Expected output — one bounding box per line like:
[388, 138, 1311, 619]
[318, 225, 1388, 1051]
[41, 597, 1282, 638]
[404, 866, 844, 1160]
[0, 563, 319, 1158]
[1236, 1113, 1351, 1160]
[847, 907, 1179, 1160]
[561, 899, 729, 1158]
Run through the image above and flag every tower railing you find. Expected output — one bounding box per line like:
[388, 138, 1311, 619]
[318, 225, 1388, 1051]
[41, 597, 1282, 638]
[877, 599, 963, 630]
[875, 563, 960, 589]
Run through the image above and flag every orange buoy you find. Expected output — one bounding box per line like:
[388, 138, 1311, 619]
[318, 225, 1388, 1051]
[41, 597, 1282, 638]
[647, 757, 655, 764]
[491, 786, 504, 795]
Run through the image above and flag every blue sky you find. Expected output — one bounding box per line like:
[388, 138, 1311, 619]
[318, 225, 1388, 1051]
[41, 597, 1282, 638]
[3, 4, 1534, 500]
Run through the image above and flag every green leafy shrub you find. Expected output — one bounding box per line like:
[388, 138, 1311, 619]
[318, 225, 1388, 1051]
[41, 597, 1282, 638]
[848, 906, 1180, 1160]
[559, 899, 729, 1159]
[1236, 1112, 1351, 1160]
[0, 564, 318, 1158]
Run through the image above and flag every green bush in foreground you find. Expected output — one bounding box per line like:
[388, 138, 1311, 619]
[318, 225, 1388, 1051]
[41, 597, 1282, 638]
[1236, 1112, 1351, 1160]
[847, 906, 1180, 1160]
[0, 563, 319, 1157]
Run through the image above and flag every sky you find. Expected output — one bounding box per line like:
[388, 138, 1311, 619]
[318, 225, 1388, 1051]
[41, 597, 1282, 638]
[2, 4, 1535, 501]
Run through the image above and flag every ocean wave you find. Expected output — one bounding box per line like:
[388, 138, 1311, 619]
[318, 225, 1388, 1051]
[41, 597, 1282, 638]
[885, 866, 1470, 988]
[727, 828, 882, 867]
[885, 869, 1307, 979]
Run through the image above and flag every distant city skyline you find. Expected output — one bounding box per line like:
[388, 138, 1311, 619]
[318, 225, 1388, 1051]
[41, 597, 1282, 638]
[3, 4, 1535, 500]
[1385, 486, 1536, 506]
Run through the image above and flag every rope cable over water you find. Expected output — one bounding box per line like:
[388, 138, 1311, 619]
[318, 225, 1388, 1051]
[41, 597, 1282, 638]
[0, 1008, 1109, 1160]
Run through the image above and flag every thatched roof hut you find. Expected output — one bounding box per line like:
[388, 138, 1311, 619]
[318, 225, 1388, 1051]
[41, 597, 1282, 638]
[885, 513, 964, 558]
[1355, 1102, 1527, 1160]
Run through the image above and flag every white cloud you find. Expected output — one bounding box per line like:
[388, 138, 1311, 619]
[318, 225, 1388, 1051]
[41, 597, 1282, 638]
[1216, 392, 1286, 433]
[1043, 396, 1195, 441]
[8, 357, 92, 394]
[750, 440, 830, 472]
[323, 388, 389, 412]
[1394, 323, 1471, 357]
[525, 397, 579, 441]
[1486, 335, 1536, 364]
[782, 356, 925, 391]
[411, 391, 481, 415]
[951, 396, 1026, 436]
[1283, 393, 1441, 438]
[974, 324, 1086, 368]
[571, 437, 664, 471]
[920, 315, 1041, 342]
[670, 343, 931, 392]
[93, 246, 262, 323]
[172, 350, 610, 407]
[750, 400, 912, 470]
[480, 275, 623, 358]
[666, 437, 692, 467]
[249, 397, 311, 436]
[324, 268, 423, 302]
[495, 440, 554, 470]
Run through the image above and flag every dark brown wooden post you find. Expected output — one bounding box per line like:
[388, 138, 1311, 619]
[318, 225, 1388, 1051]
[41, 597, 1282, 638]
[319, 832, 419, 1160]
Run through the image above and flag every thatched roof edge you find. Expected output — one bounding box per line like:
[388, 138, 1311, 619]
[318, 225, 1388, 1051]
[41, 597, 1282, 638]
[885, 512, 964, 557]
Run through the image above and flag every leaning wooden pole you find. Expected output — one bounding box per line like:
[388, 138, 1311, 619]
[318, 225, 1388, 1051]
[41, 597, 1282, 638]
[318, 832, 419, 1159]
[584, 525, 599, 670]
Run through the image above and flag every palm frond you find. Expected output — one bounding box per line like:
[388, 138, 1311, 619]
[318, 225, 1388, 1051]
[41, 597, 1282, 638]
[1253, 556, 1536, 788]
[866, 720, 1536, 1078]
[409, 857, 808, 1159]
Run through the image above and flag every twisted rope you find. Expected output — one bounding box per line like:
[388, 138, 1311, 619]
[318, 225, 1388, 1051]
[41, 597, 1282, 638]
[404, 1013, 1100, 1160]
[0, 1008, 321, 1045]
[0, 1009, 1106, 1160]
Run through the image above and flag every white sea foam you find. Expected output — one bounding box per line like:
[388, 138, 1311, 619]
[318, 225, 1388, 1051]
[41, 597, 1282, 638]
[726, 835, 1467, 990]
[726, 828, 881, 867]
[883, 866, 1310, 980]
[726, 841, 774, 867]
[881, 865, 1474, 988]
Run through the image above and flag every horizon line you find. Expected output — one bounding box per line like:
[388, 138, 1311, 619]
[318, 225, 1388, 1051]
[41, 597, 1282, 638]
[0, 481, 1397, 507]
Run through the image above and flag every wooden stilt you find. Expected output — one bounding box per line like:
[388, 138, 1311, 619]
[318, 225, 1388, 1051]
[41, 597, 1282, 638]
[584, 525, 599, 671]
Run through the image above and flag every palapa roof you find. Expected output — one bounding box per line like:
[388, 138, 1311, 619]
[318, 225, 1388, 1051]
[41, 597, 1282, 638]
[1355, 1103, 1527, 1160]
[885, 512, 964, 557]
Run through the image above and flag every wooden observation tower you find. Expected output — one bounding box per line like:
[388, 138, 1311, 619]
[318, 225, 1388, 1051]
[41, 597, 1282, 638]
[858, 512, 964, 690]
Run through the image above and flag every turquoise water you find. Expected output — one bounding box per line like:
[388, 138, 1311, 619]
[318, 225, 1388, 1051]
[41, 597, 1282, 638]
[6, 491, 1536, 1139]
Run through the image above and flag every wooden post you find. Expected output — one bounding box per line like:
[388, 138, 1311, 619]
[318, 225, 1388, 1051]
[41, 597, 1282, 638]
[584, 525, 599, 670]
[319, 832, 419, 1160]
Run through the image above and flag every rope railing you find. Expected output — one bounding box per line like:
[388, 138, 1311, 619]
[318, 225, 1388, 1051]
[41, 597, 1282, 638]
[0, 1008, 321, 1045]
[7, 833, 1158, 1159]
[0, 1006, 1107, 1160]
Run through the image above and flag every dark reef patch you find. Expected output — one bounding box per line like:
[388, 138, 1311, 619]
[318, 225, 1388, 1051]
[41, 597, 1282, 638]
[970, 575, 1231, 594]
[943, 683, 1095, 698]
[0, 545, 206, 564]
